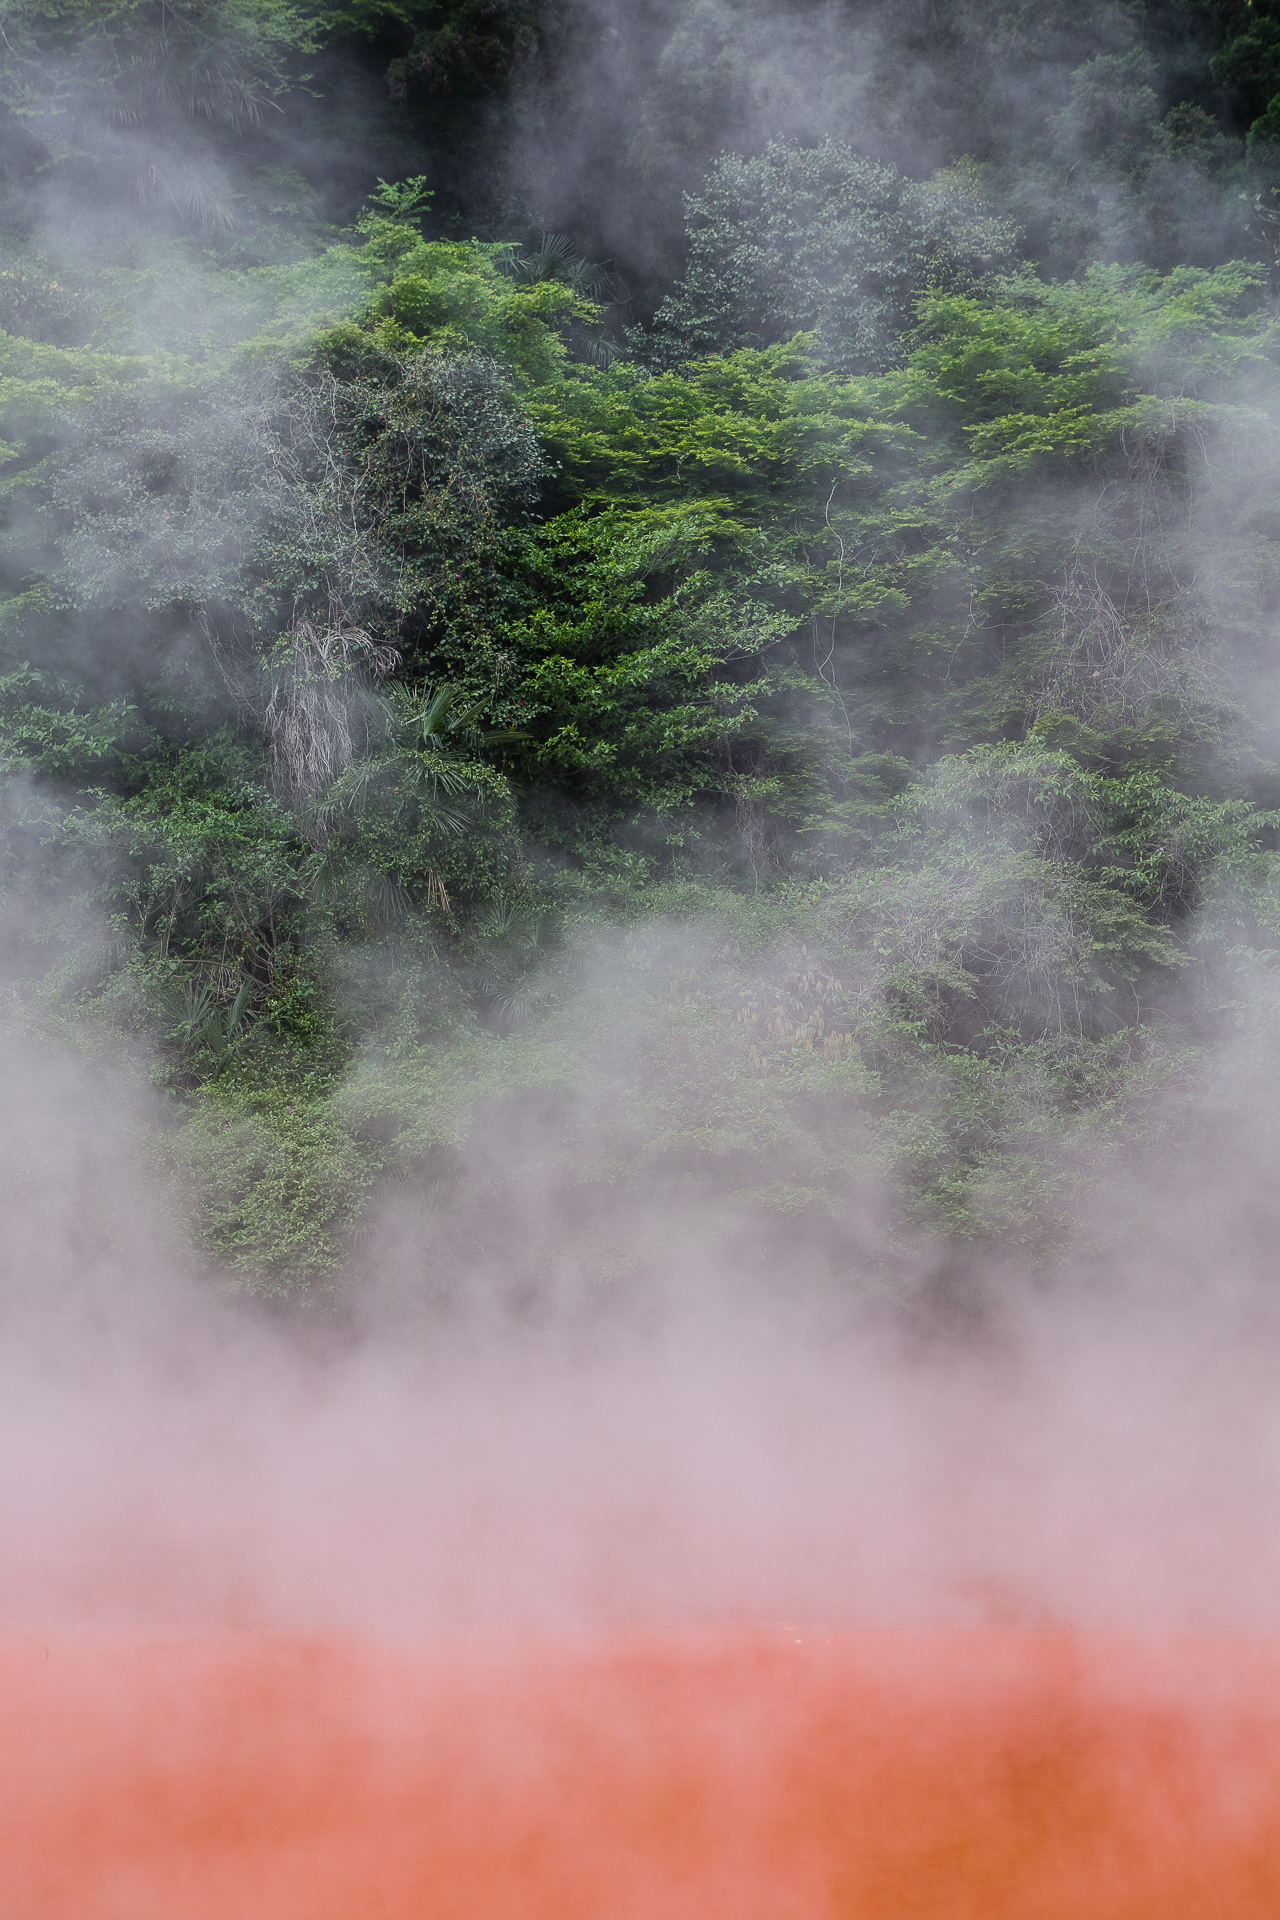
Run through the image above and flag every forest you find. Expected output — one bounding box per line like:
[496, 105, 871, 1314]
[4, 0, 1280, 1294]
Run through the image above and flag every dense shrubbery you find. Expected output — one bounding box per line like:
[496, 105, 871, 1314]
[5, 2, 1280, 1284]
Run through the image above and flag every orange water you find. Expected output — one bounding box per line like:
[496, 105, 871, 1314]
[4, 1628, 1280, 1918]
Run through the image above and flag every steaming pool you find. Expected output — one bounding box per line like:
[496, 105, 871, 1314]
[4, 1625, 1279, 1917]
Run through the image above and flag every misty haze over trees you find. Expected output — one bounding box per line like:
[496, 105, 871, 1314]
[4, 0, 1280, 1292]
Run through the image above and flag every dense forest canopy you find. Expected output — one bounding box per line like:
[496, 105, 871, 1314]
[4, 0, 1280, 1292]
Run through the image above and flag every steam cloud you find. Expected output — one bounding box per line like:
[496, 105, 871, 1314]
[5, 1, 1280, 1910]
[0, 0, 1275, 1643]
[0, 1007, 1276, 1642]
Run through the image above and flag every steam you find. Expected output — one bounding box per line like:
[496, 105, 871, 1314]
[2, 0, 1280, 1719]
[499, 0, 1265, 303]
[0, 995, 1276, 1646]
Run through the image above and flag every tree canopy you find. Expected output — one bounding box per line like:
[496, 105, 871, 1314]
[4, 0, 1280, 1288]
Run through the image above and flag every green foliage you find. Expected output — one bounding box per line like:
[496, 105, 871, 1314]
[383, 0, 543, 102]
[0, 0, 323, 124]
[7, 0, 1280, 1285]
[172, 1075, 377, 1282]
[645, 141, 1022, 376]
[339, 235, 592, 385]
[311, 680, 522, 921]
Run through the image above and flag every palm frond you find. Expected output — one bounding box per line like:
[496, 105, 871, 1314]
[417, 682, 458, 738]
[163, 972, 258, 1070]
[359, 867, 413, 927]
[508, 234, 612, 300]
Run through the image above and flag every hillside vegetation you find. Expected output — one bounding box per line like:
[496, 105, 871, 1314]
[4, 0, 1280, 1289]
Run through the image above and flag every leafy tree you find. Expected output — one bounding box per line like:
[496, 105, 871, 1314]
[383, 0, 544, 103]
[6, 3, 1280, 1283]
[644, 141, 1021, 375]
[0, 0, 326, 238]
